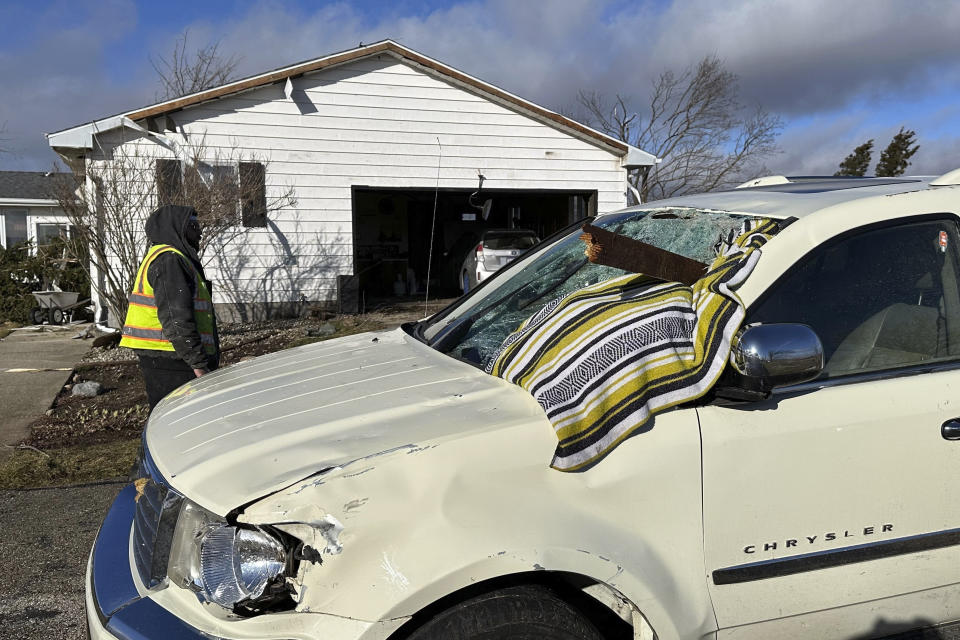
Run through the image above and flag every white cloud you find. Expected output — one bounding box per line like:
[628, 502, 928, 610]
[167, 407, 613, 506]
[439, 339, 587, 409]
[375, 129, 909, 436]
[641, 0, 960, 114]
[4, 0, 959, 174]
[770, 114, 874, 176]
[909, 136, 960, 175]
[0, 0, 150, 170]
[197, 0, 960, 126]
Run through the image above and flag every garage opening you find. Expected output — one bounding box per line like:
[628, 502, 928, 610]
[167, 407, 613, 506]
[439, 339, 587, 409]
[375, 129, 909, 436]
[351, 187, 596, 303]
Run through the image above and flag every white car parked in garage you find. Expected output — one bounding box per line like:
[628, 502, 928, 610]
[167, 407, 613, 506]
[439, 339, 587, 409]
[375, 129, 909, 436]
[458, 229, 538, 292]
[87, 171, 960, 640]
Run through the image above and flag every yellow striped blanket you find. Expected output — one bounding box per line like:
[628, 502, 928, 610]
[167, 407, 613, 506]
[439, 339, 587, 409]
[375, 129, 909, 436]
[487, 218, 781, 471]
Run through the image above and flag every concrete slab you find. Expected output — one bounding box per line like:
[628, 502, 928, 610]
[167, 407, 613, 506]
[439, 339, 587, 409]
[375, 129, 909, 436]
[0, 325, 92, 459]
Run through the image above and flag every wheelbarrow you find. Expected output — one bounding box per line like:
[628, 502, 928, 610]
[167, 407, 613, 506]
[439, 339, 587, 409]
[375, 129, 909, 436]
[30, 290, 90, 325]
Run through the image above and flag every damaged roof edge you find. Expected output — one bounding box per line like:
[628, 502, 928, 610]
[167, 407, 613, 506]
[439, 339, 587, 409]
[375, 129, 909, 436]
[625, 146, 660, 168]
[46, 115, 139, 152]
[45, 40, 656, 163]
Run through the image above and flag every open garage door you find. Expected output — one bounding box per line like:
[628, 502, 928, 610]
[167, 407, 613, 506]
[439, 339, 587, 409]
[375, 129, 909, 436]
[351, 187, 596, 304]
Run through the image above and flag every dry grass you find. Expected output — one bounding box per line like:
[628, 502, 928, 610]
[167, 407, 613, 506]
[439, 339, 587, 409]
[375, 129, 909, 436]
[0, 439, 140, 489]
[283, 317, 389, 350]
[0, 321, 20, 340]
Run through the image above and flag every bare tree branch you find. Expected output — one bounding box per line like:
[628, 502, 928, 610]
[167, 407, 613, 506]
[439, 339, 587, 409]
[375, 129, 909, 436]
[151, 30, 241, 101]
[575, 55, 781, 202]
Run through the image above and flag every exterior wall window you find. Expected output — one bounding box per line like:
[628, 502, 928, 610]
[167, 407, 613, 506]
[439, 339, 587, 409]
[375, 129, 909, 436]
[154, 159, 267, 228]
[2, 211, 28, 248]
[239, 161, 267, 227]
[36, 222, 70, 247]
[198, 162, 237, 189]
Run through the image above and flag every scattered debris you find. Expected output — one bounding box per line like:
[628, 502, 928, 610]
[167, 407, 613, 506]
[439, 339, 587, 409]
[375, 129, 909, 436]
[306, 323, 337, 337]
[73, 325, 100, 340]
[580, 222, 707, 285]
[26, 363, 148, 450]
[3, 443, 50, 458]
[91, 332, 122, 349]
[71, 381, 103, 397]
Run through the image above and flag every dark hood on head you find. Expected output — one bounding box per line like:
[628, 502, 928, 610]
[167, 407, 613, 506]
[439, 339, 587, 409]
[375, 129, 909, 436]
[144, 205, 204, 276]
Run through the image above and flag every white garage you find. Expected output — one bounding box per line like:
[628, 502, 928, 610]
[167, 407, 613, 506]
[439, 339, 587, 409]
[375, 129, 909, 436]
[47, 40, 657, 322]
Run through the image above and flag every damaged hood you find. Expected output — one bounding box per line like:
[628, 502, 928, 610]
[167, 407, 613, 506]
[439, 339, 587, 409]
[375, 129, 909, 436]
[145, 328, 545, 515]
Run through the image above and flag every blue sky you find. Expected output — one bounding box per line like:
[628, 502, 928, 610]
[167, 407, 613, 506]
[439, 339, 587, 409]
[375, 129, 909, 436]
[1, 0, 958, 176]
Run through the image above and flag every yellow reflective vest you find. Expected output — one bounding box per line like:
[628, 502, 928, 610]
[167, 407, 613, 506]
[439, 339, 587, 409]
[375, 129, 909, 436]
[119, 244, 216, 354]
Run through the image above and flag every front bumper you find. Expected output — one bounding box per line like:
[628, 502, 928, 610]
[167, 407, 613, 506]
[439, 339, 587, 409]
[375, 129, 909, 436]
[87, 484, 408, 640]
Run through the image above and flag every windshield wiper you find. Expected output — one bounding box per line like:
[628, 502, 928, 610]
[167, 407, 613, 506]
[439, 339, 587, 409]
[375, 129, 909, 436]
[430, 316, 476, 354]
[403, 320, 426, 343]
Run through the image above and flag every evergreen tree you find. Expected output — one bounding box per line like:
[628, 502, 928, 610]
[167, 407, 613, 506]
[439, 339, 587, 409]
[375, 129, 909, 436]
[835, 140, 873, 176]
[876, 127, 920, 177]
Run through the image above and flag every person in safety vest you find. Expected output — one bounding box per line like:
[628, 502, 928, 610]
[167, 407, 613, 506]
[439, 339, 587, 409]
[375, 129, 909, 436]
[119, 205, 220, 410]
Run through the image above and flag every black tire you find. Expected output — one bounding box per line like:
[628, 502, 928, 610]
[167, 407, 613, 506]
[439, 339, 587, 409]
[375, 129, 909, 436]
[29, 307, 46, 325]
[406, 585, 604, 640]
[50, 308, 65, 325]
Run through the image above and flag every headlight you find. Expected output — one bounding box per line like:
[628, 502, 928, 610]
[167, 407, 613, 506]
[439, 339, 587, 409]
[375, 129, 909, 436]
[199, 525, 287, 608]
[166, 500, 290, 609]
[166, 500, 224, 592]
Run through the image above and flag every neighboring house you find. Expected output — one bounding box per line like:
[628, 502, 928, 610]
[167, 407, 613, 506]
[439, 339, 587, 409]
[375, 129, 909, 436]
[46, 40, 658, 323]
[0, 171, 72, 250]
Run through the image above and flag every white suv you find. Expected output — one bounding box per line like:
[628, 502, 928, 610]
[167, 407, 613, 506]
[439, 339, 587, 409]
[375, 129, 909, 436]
[87, 173, 960, 640]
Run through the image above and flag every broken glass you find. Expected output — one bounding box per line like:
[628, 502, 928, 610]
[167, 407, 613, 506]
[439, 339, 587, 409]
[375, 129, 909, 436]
[424, 208, 756, 367]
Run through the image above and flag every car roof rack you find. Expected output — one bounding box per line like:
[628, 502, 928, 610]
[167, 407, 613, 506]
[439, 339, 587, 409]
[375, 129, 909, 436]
[734, 175, 926, 194]
[930, 168, 960, 186]
[736, 175, 888, 189]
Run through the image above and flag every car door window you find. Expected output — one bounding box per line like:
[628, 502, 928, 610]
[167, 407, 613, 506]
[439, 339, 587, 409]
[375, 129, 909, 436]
[749, 217, 960, 378]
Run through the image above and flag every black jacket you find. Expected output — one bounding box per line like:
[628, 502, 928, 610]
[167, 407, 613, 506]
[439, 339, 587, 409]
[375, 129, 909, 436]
[135, 205, 220, 371]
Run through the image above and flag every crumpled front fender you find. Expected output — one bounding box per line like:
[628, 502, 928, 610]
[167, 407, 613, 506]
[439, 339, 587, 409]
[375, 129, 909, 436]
[238, 407, 713, 640]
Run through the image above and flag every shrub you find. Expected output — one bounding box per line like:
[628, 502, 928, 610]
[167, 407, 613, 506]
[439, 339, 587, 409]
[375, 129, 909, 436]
[0, 239, 90, 324]
[0, 242, 42, 323]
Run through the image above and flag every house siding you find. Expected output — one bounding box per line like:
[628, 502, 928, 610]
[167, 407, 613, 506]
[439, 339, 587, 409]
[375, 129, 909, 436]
[90, 55, 629, 316]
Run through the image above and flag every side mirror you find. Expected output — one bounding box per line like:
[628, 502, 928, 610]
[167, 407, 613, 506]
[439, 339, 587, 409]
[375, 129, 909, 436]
[731, 323, 824, 393]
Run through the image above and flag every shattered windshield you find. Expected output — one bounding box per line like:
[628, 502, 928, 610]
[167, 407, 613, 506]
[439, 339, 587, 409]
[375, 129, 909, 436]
[423, 207, 754, 368]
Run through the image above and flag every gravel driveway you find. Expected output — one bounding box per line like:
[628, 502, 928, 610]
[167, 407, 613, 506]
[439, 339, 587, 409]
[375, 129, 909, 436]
[0, 482, 124, 639]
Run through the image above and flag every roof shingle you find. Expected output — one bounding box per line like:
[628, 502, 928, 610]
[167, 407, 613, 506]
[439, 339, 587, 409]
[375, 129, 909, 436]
[0, 171, 72, 201]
